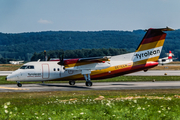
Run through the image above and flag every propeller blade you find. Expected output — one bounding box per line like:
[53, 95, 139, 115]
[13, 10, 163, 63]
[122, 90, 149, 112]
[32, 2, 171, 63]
[44, 50, 47, 61]
[47, 56, 51, 61]
[57, 52, 64, 65]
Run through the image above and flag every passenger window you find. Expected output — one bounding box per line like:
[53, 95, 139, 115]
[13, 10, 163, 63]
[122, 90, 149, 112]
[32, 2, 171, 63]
[54, 68, 56, 71]
[57, 68, 60, 71]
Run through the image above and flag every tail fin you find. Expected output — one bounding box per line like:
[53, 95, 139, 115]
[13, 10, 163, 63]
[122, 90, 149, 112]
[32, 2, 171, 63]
[133, 27, 174, 64]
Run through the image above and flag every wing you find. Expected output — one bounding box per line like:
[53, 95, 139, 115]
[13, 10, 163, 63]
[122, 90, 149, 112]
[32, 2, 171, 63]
[78, 56, 111, 62]
[63, 56, 111, 72]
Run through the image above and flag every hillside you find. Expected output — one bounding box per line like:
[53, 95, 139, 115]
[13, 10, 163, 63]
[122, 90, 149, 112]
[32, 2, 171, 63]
[0, 29, 180, 61]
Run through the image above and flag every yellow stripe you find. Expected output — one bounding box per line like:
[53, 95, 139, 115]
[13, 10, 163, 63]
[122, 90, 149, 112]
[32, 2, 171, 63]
[57, 67, 114, 80]
[133, 56, 159, 66]
[55, 63, 133, 80]
[60, 57, 159, 80]
[136, 39, 165, 52]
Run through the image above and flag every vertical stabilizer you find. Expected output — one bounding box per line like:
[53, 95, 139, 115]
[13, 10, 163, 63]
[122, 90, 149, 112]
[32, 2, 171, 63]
[133, 27, 173, 65]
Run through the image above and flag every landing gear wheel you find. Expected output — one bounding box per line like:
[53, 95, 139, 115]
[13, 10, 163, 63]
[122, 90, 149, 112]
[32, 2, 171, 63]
[17, 83, 22, 87]
[69, 81, 75, 85]
[85, 81, 92, 86]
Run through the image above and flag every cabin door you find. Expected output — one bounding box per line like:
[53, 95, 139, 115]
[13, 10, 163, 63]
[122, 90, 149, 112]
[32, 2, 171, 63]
[42, 64, 50, 79]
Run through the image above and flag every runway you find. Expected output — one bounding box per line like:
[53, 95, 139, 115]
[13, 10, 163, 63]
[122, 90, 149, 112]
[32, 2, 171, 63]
[0, 71, 13, 76]
[1, 81, 180, 92]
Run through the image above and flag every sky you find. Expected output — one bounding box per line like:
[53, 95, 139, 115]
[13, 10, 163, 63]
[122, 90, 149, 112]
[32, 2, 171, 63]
[0, 0, 180, 33]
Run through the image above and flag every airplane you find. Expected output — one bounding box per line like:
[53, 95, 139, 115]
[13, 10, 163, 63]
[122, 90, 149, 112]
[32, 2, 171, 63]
[158, 50, 176, 65]
[9, 61, 24, 65]
[6, 27, 174, 87]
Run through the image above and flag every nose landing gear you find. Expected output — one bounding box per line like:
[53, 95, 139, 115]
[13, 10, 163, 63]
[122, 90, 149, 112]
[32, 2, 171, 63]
[17, 82, 22, 87]
[69, 80, 75, 85]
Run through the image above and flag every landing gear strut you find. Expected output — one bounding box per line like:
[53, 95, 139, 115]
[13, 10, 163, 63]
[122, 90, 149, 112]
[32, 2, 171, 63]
[69, 80, 75, 85]
[17, 82, 22, 87]
[83, 74, 92, 86]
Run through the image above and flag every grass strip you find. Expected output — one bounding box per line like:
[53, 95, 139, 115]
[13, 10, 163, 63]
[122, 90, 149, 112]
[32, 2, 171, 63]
[1, 89, 180, 119]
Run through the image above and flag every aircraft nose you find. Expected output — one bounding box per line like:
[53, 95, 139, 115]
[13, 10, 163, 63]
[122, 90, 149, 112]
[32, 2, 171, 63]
[6, 74, 18, 81]
[6, 70, 22, 81]
[6, 75, 11, 81]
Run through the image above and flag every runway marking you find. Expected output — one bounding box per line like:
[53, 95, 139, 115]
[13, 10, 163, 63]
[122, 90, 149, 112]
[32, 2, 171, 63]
[0, 86, 29, 90]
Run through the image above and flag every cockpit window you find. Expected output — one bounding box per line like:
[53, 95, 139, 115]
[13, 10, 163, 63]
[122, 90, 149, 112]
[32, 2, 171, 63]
[20, 65, 34, 69]
[27, 66, 34, 69]
[20, 65, 27, 69]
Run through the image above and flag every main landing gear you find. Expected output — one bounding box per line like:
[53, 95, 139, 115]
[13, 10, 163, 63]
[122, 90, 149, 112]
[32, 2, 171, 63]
[17, 82, 22, 87]
[83, 74, 93, 87]
[69, 74, 92, 86]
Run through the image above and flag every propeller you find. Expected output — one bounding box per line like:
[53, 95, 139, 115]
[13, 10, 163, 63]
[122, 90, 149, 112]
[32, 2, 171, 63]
[44, 50, 51, 61]
[47, 56, 51, 61]
[44, 50, 47, 61]
[57, 53, 64, 65]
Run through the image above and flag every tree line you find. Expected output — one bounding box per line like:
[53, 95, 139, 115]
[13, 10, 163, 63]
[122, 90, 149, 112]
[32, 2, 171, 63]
[31, 48, 128, 61]
[0, 30, 146, 61]
[0, 29, 180, 62]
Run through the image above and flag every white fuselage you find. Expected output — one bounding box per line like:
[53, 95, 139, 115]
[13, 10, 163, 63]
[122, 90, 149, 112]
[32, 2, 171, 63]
[7, 53, 134, 82]
[7, 61, 66, 82]
[6, 49, 161, 82]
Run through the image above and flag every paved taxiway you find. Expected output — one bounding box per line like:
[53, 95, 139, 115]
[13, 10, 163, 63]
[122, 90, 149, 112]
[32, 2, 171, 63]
[0, 71, 12, 76]
[1, 81, 180, 92]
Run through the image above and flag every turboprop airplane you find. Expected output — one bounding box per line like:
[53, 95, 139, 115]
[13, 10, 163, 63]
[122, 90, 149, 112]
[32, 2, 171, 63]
[158, 51, 177, 65]
[6, 27, 174, 87]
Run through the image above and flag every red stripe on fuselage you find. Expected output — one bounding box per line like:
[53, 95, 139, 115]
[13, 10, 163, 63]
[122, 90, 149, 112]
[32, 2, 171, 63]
[72, 62, 158, 80]
[92, 62, 158, 80]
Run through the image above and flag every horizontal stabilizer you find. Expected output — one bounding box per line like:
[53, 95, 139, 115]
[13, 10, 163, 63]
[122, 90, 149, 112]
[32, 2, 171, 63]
[145, 27, 174, 31]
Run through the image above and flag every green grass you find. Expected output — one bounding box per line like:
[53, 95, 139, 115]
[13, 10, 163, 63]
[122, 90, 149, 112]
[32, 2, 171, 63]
[1, 76, 180, 85]
[1, 90, 180, 119]
[1, 76, 180, 119]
